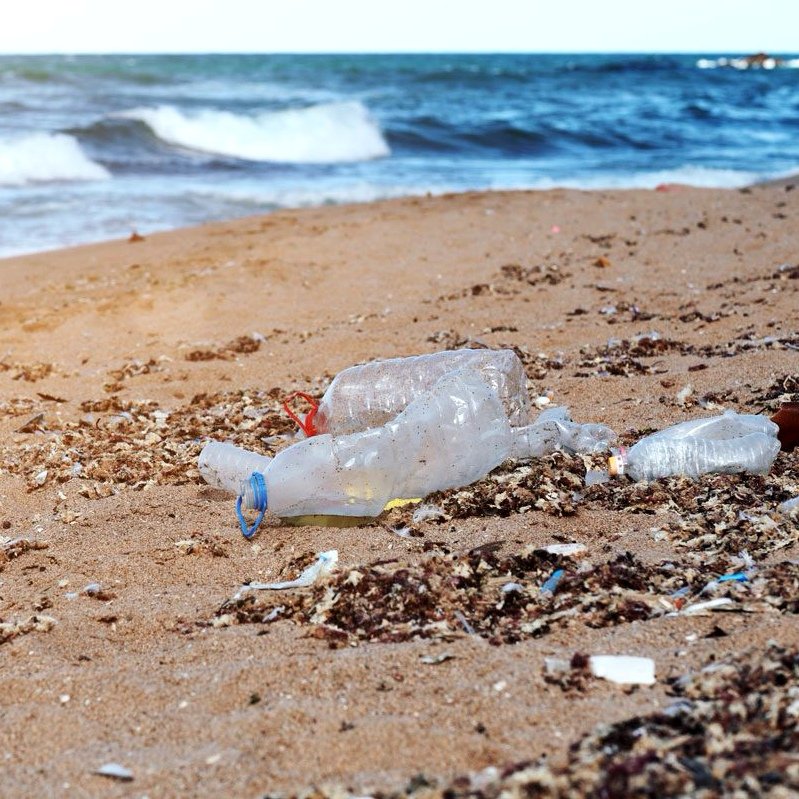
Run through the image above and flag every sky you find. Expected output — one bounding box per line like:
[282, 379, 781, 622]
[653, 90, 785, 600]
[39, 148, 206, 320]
[0, 0, 796, 54]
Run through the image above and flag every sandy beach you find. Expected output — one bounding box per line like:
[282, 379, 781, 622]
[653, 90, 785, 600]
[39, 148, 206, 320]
[1, 184, 797, 797]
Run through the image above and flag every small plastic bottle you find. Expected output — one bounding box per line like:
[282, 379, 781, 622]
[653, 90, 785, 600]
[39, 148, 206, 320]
[305, 348, 531, 436]
[199, 367, 514, 532]
[608, 411, 780, 482]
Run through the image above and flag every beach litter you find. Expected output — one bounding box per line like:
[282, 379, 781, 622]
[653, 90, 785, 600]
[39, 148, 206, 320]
[237, 550, 338, 594]
[588, 655, 656, 685]
[778, 495, 799, 517]
[95, 763, 134, 782]
[608, 410, 780, 482]
[199, 349, 616, 535]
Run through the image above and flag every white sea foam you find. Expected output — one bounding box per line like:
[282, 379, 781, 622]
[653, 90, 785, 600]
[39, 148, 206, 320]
[517, 164, 783, 191]
[0, 133, 110, 186]
[117, 101, 390, 163]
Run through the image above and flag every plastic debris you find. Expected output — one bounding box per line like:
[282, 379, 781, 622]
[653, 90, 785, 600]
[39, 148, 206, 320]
[199, 350, 616, 533]
[310, 348, 531, 436]
[608, 410, 780, 482]
[511, 406, 616, 461]
[778, 496, 799, 516]
[542, 543, 586, 556]
[240, 550, 338, 592]
[419, 652, 455, 665]
[681, 597, 735, 615]
[412, 503, 446, 524]
[540, 568, 565, 596]
[95, 763, 133, 782]
[589, 655, 656, 685]
[204, 367, 518, 528]
[585, 469, 610, 486]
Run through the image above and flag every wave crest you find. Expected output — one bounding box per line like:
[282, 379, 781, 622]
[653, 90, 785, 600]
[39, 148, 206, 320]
[116, 101, 390, 164]
[0, 133, 110, 186]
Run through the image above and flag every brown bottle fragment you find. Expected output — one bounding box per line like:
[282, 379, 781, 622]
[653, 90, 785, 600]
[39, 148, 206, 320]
[771, 402, 799, 452]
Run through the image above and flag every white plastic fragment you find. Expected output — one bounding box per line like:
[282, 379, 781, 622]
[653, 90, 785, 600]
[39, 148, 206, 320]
[778, 496, 799, 517]
[542, 543, 586, 557]
[585, 469, 610, 486]
[589, 655, 656, 685]
[501, 582, 524, 593]
[681, 597, 735, 615]
[412, 503, 446, 524]
[676, 384, 693, 407]
[241, 550, 338, 592]
[95, 763, 133, 781]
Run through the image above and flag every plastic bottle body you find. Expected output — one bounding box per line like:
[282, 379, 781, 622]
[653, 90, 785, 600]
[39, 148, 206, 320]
[262, 368, 513, 517]
[314, 349, 530, 435]
[198, 441, 272, 494]
[611, 411, 780, 482]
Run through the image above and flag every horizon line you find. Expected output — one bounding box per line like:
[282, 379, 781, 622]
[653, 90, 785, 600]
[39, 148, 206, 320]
[0, 49, 794, 57]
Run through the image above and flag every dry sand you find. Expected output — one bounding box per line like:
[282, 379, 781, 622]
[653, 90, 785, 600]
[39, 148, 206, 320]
[0, 185, 797, 797]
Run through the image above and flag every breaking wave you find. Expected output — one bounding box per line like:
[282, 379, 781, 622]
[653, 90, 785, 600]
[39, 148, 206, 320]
[0, 132, 110, 186]
[116, 101, 390, 164]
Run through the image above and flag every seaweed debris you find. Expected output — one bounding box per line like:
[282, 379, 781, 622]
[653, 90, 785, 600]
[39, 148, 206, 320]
[253, 645, 799, 798]
[213, 544, 798, 646]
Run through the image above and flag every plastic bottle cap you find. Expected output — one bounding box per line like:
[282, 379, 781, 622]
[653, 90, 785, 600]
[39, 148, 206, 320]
[608, 447, 627, 477]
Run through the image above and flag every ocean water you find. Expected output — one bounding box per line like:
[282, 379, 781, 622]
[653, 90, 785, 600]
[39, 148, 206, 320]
[1, 53, 798, 257]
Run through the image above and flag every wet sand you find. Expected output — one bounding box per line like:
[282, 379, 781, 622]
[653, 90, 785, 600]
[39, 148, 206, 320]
[0, 185, 797, 797]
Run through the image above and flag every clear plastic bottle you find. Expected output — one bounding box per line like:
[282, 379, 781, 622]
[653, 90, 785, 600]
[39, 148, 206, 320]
[608, 411, 780, 482]
[198, 441, 272, 494]
[510, 407, 616, 460]
[309, 348, 531, 436]
[200, 367, 513, 521]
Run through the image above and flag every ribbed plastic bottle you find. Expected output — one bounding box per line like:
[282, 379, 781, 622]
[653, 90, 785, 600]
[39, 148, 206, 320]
[308, 348, 531, 436]
[200, 367, 513, 524]
[608, 411, 781, 482]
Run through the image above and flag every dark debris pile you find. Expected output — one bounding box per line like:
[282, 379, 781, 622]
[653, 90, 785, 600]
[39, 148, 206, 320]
[0, 389, 297, 492]
[276, 644, 799, 799]
[214, 545, 798, 647]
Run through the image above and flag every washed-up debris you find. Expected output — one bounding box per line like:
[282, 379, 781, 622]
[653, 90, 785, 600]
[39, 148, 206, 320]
[419, 652, 455, 665]
[412, 504, 446, 524]
[404, 644, 799, 799]
[0, 387, 298, 492]
[779, 495, 799, 516]
[0, 614, 57, 645]
[607, 411, 780, 482]
[0, 537, 48, 564]
[95, 763, 133, 782]
[213, 542, 799, 646]
[541, 543, 586, 557]
[0, 359, 54, 382]
[540, 569, 565, 596]
[184, 333, 264, 362]
[588, 655, 655, 685]
[238, 550, 338, 593]
[680, 597, 736, 615]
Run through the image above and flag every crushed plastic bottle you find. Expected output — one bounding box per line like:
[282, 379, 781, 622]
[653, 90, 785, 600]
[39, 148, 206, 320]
[305, 348, 531, 436]
[608, 410, 780, 482]
[200, 367, 514, 533]
[510, 406, 616, 460]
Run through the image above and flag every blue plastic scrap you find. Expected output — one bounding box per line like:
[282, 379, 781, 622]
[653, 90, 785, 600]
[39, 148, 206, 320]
[540, 568, 565, 596]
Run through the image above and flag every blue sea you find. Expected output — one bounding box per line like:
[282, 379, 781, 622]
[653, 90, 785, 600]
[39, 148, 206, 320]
[1, 53, 798, 257]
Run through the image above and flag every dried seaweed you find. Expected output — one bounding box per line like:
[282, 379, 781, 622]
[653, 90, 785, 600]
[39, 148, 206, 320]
[212, 543, 799, 646]
[575, 333, 685, 378]
[184, 333, 263, 362]
[274, 645, 799, 799]
[0, 360, 54, 382]
[0, 389, 297, 492]
[0, 614, 57, 645]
